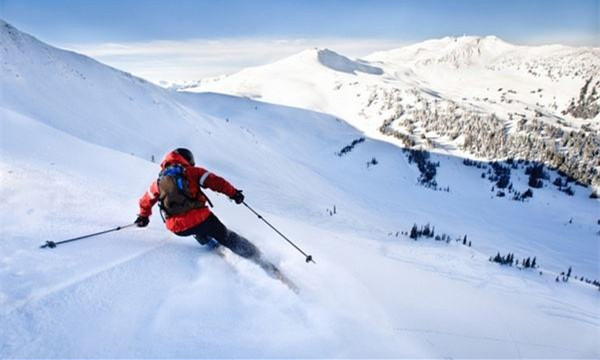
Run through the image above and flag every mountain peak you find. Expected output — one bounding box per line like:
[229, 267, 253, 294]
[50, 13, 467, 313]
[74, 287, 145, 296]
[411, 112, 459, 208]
[1, 19, 28, 47]
[440, 34, 508, 44]
[367, 35, 516, 67]
[282, 47, 383, 75]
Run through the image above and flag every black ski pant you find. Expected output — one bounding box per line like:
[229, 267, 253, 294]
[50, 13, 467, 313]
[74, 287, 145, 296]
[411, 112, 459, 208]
[176, 213, 260, 260]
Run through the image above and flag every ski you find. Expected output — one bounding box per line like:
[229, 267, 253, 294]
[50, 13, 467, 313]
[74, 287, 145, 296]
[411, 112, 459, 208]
[254, 257, 300, 294]
[203, 239, 299, 293]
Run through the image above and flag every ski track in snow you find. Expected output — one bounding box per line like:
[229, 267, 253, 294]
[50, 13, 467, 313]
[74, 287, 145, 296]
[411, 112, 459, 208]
[1, 242, 300, 358]
[2, 238, 172, 316]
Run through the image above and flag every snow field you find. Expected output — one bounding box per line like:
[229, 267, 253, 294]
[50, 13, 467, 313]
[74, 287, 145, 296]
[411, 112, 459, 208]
[1, 20, 598, 358]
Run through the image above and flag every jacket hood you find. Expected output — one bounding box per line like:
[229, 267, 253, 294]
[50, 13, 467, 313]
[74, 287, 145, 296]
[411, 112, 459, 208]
[160, 151, 193, 168]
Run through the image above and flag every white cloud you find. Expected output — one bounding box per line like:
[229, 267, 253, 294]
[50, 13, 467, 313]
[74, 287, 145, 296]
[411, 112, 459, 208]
[60, 38, 409, 85]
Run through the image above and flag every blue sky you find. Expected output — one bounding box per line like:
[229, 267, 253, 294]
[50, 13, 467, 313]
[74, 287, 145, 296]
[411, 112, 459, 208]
[2, 0, 597, 84]
[2, 0, 598, 43]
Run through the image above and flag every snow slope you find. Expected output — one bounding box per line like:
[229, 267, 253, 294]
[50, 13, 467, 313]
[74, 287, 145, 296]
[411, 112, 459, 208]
[187, 37, 600, 187]
[1, 20, 599, 358]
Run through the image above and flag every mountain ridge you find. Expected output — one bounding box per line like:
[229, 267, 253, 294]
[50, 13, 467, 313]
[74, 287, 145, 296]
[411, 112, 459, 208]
[184, 35, 600, 187]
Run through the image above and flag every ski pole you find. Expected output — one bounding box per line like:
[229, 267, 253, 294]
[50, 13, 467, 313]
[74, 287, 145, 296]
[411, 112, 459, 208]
[243, 202, 315, 264]
[40, 223, 137, 249]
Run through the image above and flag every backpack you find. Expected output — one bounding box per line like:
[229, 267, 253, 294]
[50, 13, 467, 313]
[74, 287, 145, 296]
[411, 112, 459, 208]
[157, 164, 205, 218]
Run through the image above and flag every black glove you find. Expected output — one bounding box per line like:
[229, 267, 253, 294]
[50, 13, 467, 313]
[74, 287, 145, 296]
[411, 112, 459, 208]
[230, 189, 244, 204]
[135, 215, 149, 227]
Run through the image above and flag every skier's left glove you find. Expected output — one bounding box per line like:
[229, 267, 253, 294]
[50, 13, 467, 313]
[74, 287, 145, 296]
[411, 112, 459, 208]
[230, 190, 244, 204]
[135, 215, 149, 227]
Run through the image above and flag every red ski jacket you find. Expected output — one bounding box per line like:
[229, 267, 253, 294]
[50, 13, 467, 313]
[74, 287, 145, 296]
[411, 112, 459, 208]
[138, 151, 238, 233]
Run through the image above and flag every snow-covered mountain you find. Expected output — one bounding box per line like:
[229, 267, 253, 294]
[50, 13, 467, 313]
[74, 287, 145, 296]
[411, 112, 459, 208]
[186, 36, 600, 187]
[1, 20, 599, 358]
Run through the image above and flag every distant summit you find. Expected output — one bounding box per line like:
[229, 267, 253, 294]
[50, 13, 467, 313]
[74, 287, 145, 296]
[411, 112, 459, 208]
[316, 48, 383, 75]
[264, 47, 383, 75]
[366, 35, 516, 68]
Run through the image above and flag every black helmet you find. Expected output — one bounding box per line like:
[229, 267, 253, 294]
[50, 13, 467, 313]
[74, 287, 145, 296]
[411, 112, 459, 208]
[174, 148, 195, 166]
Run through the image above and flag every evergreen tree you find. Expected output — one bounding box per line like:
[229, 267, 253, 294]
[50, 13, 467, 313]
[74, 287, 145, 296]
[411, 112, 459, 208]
[422, 224, 431, 237]
[463, 235, 467, 245]
[410, 224, 418, 240]
[532, 257, 537, 268]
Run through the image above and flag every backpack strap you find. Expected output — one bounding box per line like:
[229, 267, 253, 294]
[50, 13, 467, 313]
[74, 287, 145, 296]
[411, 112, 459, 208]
[155, 178, 168, 223]
[198, 171, 214, 208]
[199, 187, 214, 208]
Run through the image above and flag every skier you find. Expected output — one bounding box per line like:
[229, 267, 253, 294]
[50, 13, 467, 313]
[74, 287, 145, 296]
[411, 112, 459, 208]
[134, 148, 261, 260]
